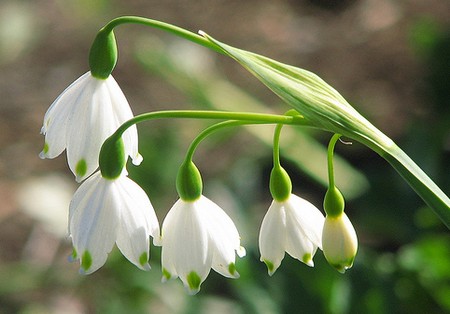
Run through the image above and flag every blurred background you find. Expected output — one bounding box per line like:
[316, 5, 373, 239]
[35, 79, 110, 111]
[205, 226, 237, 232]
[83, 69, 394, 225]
[0, 0, 449, 313]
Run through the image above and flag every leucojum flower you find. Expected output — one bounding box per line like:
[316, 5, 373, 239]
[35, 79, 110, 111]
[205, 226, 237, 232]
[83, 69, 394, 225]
[68, 136, 159, 274]
[40, 28, 142, 182]
[157, 161, 246, 294]
[40, 71, 142, 182]
[259, 127, 325, 275]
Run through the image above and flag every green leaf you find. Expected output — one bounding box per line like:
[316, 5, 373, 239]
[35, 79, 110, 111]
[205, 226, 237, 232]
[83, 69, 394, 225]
[200, 33, 450, 228]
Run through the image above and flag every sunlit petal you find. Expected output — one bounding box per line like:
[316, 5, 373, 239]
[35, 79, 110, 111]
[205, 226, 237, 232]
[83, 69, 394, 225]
[259, 200, 286, 275]
[68, 171, 159, 274]
[41, 72, 141, 181]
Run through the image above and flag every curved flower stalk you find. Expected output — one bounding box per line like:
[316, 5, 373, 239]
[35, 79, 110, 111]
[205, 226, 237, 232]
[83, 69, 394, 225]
[157, 195, 246, 295]
[69, 170, 160, 274]
[40, 71, 142, 182]
[259, 193, 325, 275]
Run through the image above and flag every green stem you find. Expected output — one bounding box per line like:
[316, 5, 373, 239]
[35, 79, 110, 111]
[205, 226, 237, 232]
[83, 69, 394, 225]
[184, 120, 258, 163]
[272, 124, 283, 168]
[114, 109, 309, 138]
[101, 16, 224, 54]
[327, 134, 341, 188]
[177, 120, 278, 201]
[270, 123, 292, 201]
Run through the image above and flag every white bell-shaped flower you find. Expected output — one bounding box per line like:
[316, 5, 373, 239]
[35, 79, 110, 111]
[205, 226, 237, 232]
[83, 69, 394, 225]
[156, 196, 246, 295]
[259, 194, 325, 275]
[322, 212, 358, 273]
[40, 72, 142, 182]
[69, 171, 160, 274]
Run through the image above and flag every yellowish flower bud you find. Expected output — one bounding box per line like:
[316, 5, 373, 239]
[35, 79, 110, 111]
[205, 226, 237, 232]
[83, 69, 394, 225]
[322, 213, 358, 273]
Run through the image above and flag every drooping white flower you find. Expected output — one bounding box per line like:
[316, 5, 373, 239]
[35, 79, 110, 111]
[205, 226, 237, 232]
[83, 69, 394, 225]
[259, 194, 325, 275]
[40, 71, 142, 182]
[69, 171, 159, 274]
[156, 195, 246, 295]
[322, 212, 358, 273]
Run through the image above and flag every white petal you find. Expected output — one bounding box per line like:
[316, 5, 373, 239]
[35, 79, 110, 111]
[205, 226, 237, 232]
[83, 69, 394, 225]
[284, 215, 317, 267]
[160, 199, 211, 293]
[258, 200, 286, 275]
[286, 194, 325, 249]
[105, 76, 142, 165]
[322, 213, 358, 273]
[114, 176, 160, 270]
[69, 172, 118, 274]
[66, 78, 118, 181]
[198, 196, 243, 278]
[41, 72, 91, 159]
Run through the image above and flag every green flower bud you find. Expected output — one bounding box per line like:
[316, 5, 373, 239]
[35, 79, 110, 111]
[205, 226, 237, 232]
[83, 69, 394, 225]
[99, 135, 126, 179]
[176, 161, 203, 201]
[89, 29, 118, 79]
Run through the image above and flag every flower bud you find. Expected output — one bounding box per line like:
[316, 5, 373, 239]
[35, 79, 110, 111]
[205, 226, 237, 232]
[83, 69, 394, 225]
[322, 212, 358, 273]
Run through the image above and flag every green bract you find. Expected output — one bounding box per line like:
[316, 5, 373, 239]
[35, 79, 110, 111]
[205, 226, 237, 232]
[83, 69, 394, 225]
[89, 29, 118, 79]
[99, 135, 126, 180]
[200, 32, 450, 228]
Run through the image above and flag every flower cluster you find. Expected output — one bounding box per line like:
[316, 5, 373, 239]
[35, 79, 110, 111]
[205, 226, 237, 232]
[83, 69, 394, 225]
[41, 69, 359, 294]
[41, 22, 359, 294]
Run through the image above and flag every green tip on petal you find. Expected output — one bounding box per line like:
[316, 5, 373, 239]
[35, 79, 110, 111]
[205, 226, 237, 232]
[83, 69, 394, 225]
[75, 159, 87, 179]
[186, 271, 201, 295]
[302, 253, 312, 265]
[81, 250, 92, 273]
[263, 259, 275, 276]
[68, 248, 78, 262]
[331, 258, 355, 274]
[42, 142, 49, 155]
[139, 252, 148, 267]
[162, 268, 172, 282]
[228, 263, 239, 278]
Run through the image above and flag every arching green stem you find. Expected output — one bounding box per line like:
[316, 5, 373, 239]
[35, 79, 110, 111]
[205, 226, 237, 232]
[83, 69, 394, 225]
[176, 119, 278, 201]
[113, 110, 309, 138]
[100, 16, 224, 54]
[327, 134, 341, 188]
[324, 134, 345, 217]
[272, 124, 283, 168]
[183, 120, 258, 163]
